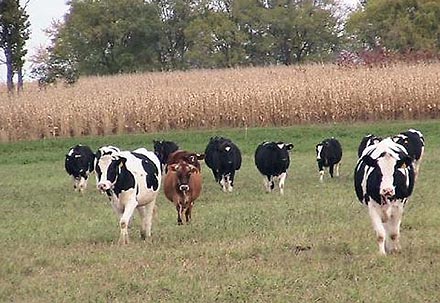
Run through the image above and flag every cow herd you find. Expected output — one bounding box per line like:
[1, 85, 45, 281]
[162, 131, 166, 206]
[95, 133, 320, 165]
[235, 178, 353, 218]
[65, 128, 425, 255]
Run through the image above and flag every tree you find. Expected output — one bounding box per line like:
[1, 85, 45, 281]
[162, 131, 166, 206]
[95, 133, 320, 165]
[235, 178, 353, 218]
[0, 0, 30, 93]
[347, 0, 440, 53]
[185, 10, 247, 68]
[53, 0, 162, 76]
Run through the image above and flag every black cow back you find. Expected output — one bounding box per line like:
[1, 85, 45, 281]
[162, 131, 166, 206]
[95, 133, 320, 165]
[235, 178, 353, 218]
[65, 144, 95, 178]
[153, 140, 179, 167]
[316, 138, 342, 169]
[205, 137, 242, 182]
[255, 142, 293, 177]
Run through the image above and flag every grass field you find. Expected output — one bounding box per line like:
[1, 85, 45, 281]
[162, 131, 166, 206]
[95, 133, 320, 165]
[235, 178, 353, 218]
[1, 120, 440, 302]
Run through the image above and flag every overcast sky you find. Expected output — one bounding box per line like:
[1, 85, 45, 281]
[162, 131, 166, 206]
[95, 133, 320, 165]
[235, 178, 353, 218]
[0, 0, 360, 82]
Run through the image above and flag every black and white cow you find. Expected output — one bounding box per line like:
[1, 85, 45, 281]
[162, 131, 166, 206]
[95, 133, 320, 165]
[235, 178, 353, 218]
[358, 134, 382, 157]
[315, 138, 342, 182]
[392, 129, 425, 178]
[354, 138, 415, 255]
[204, 136, 242, 192]
[65, 144, 95, 192]
[254, 141, 294, 194]
[153, 140, 179, 173]
[96, 148, 161, 244]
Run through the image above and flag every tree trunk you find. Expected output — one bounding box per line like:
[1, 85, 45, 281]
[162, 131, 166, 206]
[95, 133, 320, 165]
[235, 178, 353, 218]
[5, 46, 15, 93]
[17, 66, 24, 93]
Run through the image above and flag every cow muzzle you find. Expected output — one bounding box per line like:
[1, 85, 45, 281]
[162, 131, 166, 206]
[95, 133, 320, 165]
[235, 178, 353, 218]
[380, 187, 395, 204]
[97, 181, 112, 192]
[179, 184, 190, 192]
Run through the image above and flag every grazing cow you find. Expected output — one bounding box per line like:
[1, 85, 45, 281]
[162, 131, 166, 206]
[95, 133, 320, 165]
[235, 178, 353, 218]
[392, 129, 425, 178]
[65, 144, 95, 192]
[254, 141, 294, 194]
[167, 150, 205, 171]
[96, 148, 161, 244]
[164, 160, 202, 225]
[316, 138, 343, 182]
[204, 136, 242, 192]
[153, 140, 179, 172]
[358, 134, 382, 157]
[354, 138, 415, 255]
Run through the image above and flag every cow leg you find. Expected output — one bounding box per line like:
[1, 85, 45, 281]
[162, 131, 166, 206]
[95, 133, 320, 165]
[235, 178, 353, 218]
[385, 202, 404, 254]
[319, 170, 324, 182]
[72, 177, 80, 191]
[228, 171, 235, 192]
[119, 199, 138, 245]
[335, 163, 340, 177]
[78, 176, 87, 193]
[176, 205, 183, 225]
[138, 200, 156, 240]
[220, 175, 227, 192]
[263, 176, 272, 193]
[185, 204, 193, 223]
[278, 172, 287, 195]
[368, 203, 387, 255]
[329, 165, 334, 178]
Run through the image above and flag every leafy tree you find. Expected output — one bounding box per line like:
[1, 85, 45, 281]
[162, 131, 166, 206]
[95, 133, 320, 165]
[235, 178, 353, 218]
[53, 0, 162, 75]
[155, 0, 197, 70]
[347, 0, 440, 53]
[185, 10, 247, 68]
[0, 0, 30, 93]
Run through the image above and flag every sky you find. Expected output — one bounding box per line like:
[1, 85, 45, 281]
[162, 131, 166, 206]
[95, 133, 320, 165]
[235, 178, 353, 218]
[0, 0, 360, 82]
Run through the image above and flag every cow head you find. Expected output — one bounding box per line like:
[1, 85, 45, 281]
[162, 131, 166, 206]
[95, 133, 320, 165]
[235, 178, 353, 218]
[218, 141, 236, 164]
[169, 161, 198, 193]
[361, 139, 414, 204]
[96, 154, 126, 192]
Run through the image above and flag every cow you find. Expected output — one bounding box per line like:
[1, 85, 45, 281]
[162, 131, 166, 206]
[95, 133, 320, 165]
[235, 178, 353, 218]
[392, 129, 425, 178]
[358, 134, 382, 157]
[153, 140, 179, 172]
[354, 138, 415, 255]
[167, 150, 205, 171]
[95, 148, 161, 244]
[254, 141, 294, 195]
[164, 158, 202, 225]
[204, 136, 242, 192]
[65, 144, 95, 192]
[316, 137, 342, 182]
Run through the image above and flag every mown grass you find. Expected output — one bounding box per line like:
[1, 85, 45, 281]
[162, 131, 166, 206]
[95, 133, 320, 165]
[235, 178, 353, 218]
[1, 120, 440, 302]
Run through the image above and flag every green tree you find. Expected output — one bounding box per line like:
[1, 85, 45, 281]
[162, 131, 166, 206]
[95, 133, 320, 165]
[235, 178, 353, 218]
[155, 0, 198, 70]
[347, 0, 440, 52]
[185, 10, 247, 68]
[53, 0, 162, 75]
[0, 0, 30, 93]
[233, 0, 340, 65]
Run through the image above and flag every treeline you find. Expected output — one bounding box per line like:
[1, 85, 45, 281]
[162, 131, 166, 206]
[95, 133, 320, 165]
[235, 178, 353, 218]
[2, 0, 440, 88]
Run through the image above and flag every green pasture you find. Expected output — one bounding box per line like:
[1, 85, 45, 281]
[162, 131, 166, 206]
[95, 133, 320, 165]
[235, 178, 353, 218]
[1, 120, 440, 302]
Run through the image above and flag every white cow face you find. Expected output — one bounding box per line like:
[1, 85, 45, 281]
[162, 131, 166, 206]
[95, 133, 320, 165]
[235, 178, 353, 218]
[96, 155, 125, 192]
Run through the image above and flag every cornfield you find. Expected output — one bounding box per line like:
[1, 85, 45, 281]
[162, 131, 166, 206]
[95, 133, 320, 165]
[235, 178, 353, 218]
[1, 63, 440, 142]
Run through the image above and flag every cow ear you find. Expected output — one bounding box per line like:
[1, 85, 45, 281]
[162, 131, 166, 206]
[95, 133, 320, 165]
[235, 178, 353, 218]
[189, 165, 198, 174]
[196, 153, 205, 160]
[361, 155, 376, 167]
[398, 155, 413, 168]
[286, 143, 294, 150]
[115, 156, 127, 167]
[168, 164, 178, 172]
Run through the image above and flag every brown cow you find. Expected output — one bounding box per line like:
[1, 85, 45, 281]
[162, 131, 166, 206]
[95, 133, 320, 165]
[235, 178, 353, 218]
[164, 160, 202, 224]
[167, 150, 205, 171]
